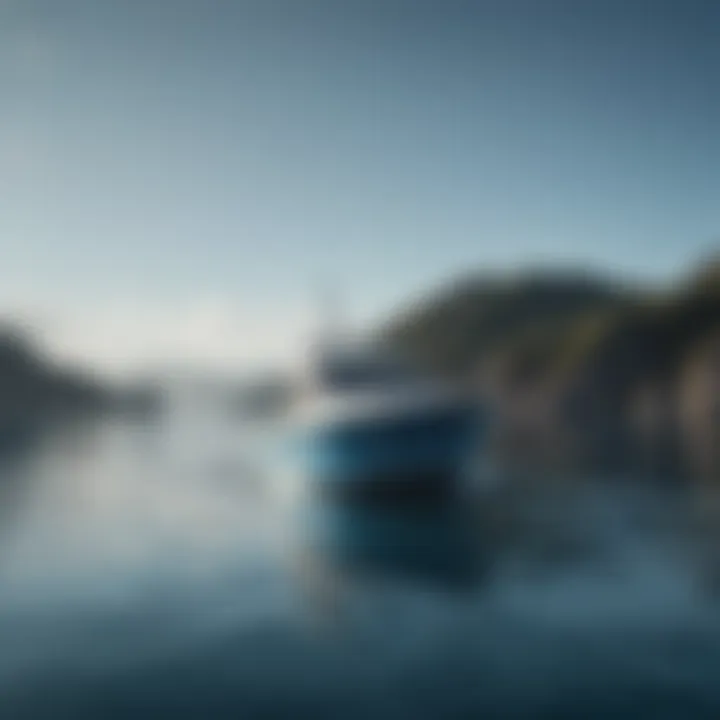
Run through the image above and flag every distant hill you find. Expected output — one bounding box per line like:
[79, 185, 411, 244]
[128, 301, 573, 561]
[381, 270, 634, 378]
[0, 326, 163, 449]
[0, 327, 105, 447]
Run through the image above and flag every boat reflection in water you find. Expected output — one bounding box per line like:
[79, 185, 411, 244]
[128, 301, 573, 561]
[298, 495, 492, 595]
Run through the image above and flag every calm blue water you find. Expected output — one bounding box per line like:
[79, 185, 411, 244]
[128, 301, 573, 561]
[1, 402, 720, 719]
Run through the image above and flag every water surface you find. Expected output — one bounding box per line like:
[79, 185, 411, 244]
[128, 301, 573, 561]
[1, 403, 719, 719]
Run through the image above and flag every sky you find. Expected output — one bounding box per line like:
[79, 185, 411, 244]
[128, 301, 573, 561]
[1, 0, 719, 375]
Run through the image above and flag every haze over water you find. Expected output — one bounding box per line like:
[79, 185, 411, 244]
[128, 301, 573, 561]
[0, 396, 719, 719]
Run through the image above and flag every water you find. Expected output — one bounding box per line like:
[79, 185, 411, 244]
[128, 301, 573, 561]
[1, 401, 720, 719]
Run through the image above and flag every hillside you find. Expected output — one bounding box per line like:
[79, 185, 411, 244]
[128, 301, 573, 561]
[381, 271, 634, 378]
[382, 260, 720, 482]
[0, 326, 162, 450]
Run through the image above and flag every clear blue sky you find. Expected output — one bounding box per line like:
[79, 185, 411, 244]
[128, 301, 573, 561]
[1, 0, 718, 372]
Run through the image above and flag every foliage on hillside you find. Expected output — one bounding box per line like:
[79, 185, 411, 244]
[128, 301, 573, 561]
[384, 260, 720, 383]
[382, 258, 720, 479]
[381, 270, 634, 378]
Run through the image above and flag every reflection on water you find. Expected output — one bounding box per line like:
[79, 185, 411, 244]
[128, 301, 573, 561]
[298, 499, 492, 594]
[1, 403, 720, 718]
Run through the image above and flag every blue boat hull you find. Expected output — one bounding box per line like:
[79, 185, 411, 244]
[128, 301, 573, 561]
[295, 402, 483, 505]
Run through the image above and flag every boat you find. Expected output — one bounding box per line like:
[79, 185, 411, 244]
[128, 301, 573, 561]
[285, 335, 494, 506]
